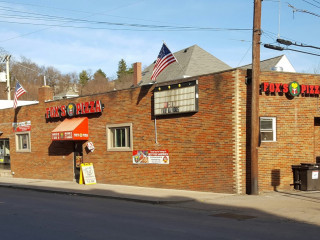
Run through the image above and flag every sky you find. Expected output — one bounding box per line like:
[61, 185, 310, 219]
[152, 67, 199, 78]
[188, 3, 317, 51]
[0, 0, 319, 79]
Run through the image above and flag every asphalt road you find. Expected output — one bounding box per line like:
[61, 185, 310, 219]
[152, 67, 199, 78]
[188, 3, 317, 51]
[0, 188, 319, 240]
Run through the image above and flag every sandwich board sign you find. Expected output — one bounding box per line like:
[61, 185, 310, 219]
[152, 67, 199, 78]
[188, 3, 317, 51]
[79, 163, 96, 185]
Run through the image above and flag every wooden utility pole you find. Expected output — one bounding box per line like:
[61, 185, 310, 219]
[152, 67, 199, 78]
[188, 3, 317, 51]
[251, 0, 262, 195]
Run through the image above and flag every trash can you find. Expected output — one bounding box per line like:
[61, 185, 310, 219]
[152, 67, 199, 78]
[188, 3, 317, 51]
[300, 163, 320, 191]
[292, 163, 320, 191]
[292, 165, 302, 190]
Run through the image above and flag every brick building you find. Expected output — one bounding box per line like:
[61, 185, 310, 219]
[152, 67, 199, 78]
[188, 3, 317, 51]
[0, 66, 319, 194]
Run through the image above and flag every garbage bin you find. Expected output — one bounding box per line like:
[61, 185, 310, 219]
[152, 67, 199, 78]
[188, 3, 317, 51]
[299, 163, 320, 191]
[292, 165, 302, 190]
[292, 163, 320, 191]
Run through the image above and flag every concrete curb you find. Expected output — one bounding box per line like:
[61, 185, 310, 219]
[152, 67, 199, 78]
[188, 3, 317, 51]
[0, 183, 195, 205]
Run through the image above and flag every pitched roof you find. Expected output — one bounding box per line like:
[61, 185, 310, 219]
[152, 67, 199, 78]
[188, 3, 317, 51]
[141, 45, 231, 85]
[239, 55, 296, 72]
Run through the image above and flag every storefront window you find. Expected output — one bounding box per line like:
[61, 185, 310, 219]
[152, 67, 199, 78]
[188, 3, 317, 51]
[260, 117, 276, 142]
[107, 123, 133, 151]
[15, 132, 31, 152]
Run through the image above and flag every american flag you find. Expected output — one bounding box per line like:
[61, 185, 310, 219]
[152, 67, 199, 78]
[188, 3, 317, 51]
[151, 43, 177, 81]
[13, 81, 27, 109]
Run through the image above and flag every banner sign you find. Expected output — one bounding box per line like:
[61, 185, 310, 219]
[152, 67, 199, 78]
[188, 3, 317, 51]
[133, 150, 169, 164]
[12, 121, 31, 132]
[45, 100, 103, 119]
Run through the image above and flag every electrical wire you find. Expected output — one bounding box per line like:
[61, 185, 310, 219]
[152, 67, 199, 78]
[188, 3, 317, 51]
[0, 6, 251, 32]
[301, 0, 320, 8]
[288, 3, 320, 18]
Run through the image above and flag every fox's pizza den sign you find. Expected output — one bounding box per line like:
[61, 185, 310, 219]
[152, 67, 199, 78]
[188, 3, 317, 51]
[45, 100, 103, 119]
[261, 81, 320, 97]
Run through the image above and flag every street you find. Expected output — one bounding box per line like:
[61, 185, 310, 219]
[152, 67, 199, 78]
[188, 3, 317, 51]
[0, 188, 319, 240]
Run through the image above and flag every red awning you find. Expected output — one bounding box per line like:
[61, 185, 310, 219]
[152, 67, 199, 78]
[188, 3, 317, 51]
[51, 117, 89, 141]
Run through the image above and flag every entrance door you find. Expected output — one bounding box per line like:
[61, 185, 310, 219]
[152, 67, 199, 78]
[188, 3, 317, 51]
[314, 118, 320, 163]
[0, 139, 10, 170]
[74, 142, 83, 182]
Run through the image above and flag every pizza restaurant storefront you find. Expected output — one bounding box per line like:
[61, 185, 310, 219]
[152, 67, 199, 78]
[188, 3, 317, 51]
[1, 69, 320, 194]
[258, 76, 320, 191]
[47, 101, 102, 182]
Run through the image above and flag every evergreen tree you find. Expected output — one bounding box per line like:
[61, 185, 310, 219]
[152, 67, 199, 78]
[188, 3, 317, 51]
[94, 69, 107, 79]
[117, 59, 127, 79]
[79, 70, 90, 87]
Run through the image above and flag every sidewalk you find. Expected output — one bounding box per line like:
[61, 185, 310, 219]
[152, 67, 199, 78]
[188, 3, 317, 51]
[0, 177, 230, 204]
[1, 177, 320, 226]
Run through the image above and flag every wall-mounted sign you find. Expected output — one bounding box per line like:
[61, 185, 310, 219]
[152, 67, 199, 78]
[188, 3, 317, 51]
[86, 141, 95, 152]
[154, 80, 198, 116]
[133, 150, 169, 164]
[45, 100, 103, 119]
[12, 121, 31, 132]
[261, 81, 320, 97]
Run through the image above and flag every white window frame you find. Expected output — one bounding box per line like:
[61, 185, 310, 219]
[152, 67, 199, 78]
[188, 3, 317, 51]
[106, 123, 133, 151]
[15, 131, 31, 152]
[260, 117, 277, 142]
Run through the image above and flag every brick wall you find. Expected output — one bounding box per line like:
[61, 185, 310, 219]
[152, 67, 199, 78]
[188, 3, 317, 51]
[0, 70, 240, 194]
[258, 71, 320, 192]
[2, 70, 318, 194]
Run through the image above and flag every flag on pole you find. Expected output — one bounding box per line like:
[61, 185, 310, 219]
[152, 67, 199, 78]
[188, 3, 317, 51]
[151, 43, 177, 81]
[13, 81, 27, 109]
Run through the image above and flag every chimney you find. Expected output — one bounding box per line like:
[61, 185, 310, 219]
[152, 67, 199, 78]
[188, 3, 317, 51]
[38, 86, 53, 103]
[133, 62, 142, 86]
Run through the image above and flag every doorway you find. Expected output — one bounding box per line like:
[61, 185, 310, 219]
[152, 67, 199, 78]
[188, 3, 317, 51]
[0, 139, 10, 170]
[314, 118, 320, 163]
[74, 142, 83, 182]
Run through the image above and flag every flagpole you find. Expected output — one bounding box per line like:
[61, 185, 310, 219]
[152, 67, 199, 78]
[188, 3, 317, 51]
[5, 55, 11, 100]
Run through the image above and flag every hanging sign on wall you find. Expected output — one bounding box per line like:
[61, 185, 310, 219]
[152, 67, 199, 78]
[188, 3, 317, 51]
[132, 150, 169, 164]
[12, 121, 31, 132]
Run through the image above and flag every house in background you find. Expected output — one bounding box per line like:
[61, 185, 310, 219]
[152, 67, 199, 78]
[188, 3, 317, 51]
[240, 55, 296, 72]
[53, 86, 79, 100]
[140, 44, 232, 85]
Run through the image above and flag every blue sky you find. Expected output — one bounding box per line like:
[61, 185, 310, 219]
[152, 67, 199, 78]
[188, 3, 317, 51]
[0, 0, 319, 78]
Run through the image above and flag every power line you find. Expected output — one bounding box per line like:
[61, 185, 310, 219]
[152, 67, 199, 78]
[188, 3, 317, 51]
[0, 19, 251, 32]
[288, 3, 320, 18]
[0, 5, 251, 32]
[0, 0, 149, 42]
[301, 0, 320, 8]
[0, 2, 251, 44]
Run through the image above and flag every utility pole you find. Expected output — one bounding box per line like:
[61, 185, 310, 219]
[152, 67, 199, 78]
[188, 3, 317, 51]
[4, 55, 11, 100]
[251, 0, 262, 195]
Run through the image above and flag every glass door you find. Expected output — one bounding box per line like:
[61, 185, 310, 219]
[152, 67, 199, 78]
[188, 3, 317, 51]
[0, 139, 10, 170]
[74, 142, 83, 182]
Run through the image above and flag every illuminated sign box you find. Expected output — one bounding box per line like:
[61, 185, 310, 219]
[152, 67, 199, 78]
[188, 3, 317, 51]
[154, 80, 198, 116]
